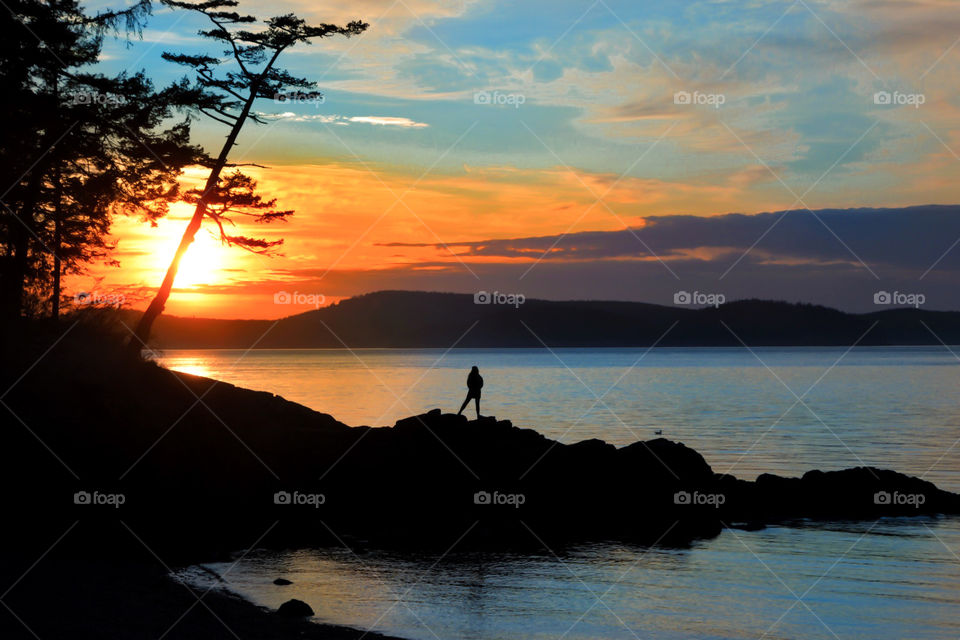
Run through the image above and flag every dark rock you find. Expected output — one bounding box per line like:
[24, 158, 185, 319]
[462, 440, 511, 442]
[567, 438, 616, 456]
[276, 599, 313, 617]
[273, 578, 292, 586]
[303, 410, 960, 547]
[618, 438, 714, 483]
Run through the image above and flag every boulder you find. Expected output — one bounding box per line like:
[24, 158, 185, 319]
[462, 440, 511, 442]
[277, 599, 314, 617]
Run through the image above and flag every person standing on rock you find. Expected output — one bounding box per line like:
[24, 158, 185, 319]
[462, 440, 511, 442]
[457, 366, 483, 419]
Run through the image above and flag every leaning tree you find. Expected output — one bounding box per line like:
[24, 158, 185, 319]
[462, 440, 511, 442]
[128, 0, 367, 354]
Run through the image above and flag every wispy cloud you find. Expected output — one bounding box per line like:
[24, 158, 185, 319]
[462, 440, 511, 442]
[347, 116, 429, 128]
[257, 112, 429, 128]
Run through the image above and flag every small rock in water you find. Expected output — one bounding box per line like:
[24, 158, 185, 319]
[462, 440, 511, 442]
[277, 599, 314, 617]
[273, 578, 293, 585]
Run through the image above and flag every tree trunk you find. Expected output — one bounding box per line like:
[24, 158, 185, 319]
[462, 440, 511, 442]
[4, 178, 43, 320]
[3, 215, 29, 320]
[51, 164, 62, 320]
[128, 66, 274, 356]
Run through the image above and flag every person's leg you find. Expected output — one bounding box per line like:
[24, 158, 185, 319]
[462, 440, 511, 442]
[474, 395, 480, 419]
[458, 394, 470, 415]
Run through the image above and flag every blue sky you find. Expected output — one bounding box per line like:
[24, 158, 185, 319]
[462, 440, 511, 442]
[92, 0, 957, 198]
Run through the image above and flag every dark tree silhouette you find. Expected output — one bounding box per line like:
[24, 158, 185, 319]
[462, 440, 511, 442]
[40, 73, 200, 319]
[129, 0, 368, 354]
[0, 0, 201, 320]
[183, 170, 293, 252]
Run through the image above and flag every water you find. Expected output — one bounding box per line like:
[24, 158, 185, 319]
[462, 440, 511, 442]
[178, 519, 960, 640]
[162, 347, 960, 639]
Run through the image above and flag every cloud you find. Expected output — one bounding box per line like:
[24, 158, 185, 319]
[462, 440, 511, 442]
[384, 204, 960, 275]
[346, 116, 429, 128]
[168, 236, 960, 316]
[98, 158, 960, 315]
[256, 112, 429, 127]
[178, 200, 960, 316]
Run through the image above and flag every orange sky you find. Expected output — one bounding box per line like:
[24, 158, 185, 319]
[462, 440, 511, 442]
[75, 161, 784, 318]
[76, 141, 960, 319]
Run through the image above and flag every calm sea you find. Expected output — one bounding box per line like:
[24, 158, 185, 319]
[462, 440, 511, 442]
[162, 347, 960, 639]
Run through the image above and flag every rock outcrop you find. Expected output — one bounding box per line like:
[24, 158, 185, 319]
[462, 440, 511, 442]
[276, 599, 314, 617]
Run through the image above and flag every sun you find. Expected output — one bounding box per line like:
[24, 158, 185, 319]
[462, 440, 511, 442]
[177, 231, 226, 288]
[150, 220, 227, 289]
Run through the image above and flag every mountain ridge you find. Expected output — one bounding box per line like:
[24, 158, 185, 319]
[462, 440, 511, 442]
[139, 290, 960, 348]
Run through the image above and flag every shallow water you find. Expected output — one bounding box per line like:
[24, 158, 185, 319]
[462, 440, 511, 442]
[159, 346, 960, 490]
[178, 518, 960, 640]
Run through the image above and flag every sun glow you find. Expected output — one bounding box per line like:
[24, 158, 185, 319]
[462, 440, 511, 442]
[179, 231, 226, 288]
[152, 224, 228, 289]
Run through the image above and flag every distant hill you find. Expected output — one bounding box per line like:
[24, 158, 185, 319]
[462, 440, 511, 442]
[143, 290, 960, 348]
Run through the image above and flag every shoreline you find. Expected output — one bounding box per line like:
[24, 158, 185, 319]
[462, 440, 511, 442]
[172, 563, 412, 640]
[174, 514, 960, 640]
[1, 547, 410, 640]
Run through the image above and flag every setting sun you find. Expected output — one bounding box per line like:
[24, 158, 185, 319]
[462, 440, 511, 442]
[141, 199, 234, 290]
[163, 229, 225, 289]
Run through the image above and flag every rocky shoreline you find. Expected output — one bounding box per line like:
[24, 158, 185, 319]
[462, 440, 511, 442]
[282, 408, 960, 547]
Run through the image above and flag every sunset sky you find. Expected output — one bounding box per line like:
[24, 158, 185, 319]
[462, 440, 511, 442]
[80, 0, 960, 318]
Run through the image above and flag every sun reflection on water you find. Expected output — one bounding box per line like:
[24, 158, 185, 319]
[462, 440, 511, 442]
[168, 359, 213, 379]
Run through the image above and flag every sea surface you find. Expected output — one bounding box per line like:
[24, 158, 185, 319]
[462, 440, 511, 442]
[163, 347, 960, 639]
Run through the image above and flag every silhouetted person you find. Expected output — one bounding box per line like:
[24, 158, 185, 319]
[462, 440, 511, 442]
[457, 366, 483, 419]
